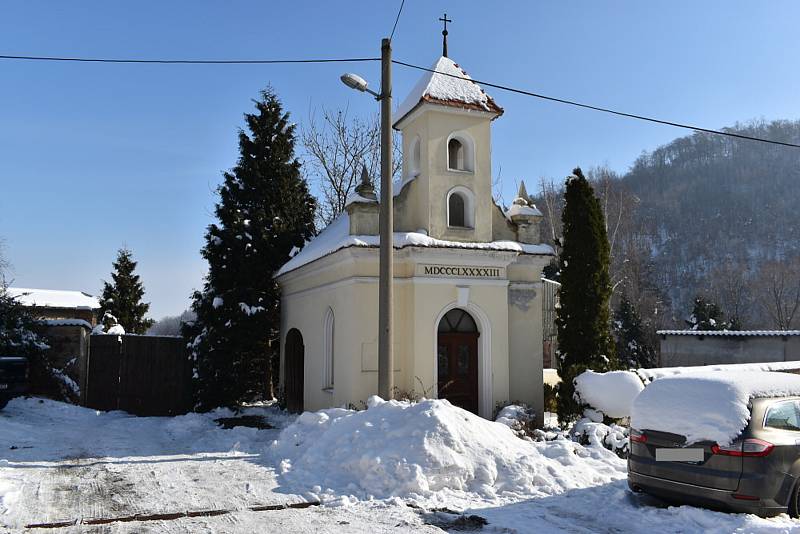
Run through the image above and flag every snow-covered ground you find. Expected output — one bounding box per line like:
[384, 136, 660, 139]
[1, 397, 799, 533]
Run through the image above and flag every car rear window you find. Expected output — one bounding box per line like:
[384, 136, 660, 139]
[764, 400, 800, 431]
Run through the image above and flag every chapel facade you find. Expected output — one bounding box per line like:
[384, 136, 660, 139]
[276, 53, 554, 424]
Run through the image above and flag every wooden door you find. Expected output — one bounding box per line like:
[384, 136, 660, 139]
[437, 309, 479, 414]
[284, 329, 304, 413]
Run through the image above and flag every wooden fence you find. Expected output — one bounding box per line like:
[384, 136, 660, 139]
[83, 335, 193, 416]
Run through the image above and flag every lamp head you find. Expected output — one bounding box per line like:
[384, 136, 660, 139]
[340, 73, 369, 93]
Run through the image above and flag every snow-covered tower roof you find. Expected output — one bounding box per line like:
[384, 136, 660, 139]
[393, 56, 503, 128]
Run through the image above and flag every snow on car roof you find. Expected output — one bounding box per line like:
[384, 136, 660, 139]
[275, 212, 554, 276]
[631, 371, 800, 446]
[7, 287, 100, 310]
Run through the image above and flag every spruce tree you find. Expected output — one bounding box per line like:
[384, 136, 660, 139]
[686, 296, 729, 331]
[184, 88, 316, 411]
[98, 248, 154, 334]
[613, 293, 656, 369]
[556, 168, 616, 423]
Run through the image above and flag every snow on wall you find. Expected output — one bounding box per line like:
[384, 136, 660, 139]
[637, 360, 800, 383]
[7, 287, 100, 310]
[276, 213, 554, 276]
[38, 319, 92, 329]
[631, 371, 800, 445]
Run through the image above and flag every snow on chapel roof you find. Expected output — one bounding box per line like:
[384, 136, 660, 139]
[394, 56, 503, 126]
[7, 287, 101, 310]
[276, 213, 554, 277]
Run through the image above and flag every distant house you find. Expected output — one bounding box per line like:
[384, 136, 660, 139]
[8, 287, 102, 400]
[8, 287, 101, 327]
[658, 330, 800, 368]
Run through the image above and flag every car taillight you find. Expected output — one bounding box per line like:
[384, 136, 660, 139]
[711, 438, 774, 457]
[630, 429, 647, 444]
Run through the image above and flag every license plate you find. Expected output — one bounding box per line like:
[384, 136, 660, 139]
[656, 448, 704, 462]
[0, 384, 8, 390]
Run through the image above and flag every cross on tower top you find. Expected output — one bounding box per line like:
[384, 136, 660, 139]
[439, 13, 452, 57]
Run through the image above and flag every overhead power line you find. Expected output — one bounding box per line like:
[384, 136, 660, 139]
[389, 0, 406, 41]
[392, 59, 800, 149]
[0, 54, 379, 65]
[2, 52, 796, 149]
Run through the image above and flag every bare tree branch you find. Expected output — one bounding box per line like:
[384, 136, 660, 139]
[301, 106, 401, 228]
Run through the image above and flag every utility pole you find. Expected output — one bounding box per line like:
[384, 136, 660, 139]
[378, 37, 394, 400]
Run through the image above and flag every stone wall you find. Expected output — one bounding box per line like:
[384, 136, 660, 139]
[659, 333, 800, 367]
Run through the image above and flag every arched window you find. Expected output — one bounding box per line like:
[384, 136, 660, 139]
[447, 186, 475, 228]
[446, 132, 474, 172]
[409, 136, 421, 177]
[449, 193, 466, 227]
[448, 138, 465, 171]
[323, 307, 334, 389]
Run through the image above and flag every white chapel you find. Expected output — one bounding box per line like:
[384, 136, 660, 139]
[276, 50, 554, 423]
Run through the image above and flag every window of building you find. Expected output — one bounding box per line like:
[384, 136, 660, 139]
[448, 139, 464, 170]
[446, 132, 474, 172]
[323, 307, 334, 390]
[449, 193, 466, 227]
[447, 186, 475, 228]
[409, 136, 421, 177]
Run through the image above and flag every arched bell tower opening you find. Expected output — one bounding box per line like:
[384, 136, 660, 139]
[436, 308, 479, 414]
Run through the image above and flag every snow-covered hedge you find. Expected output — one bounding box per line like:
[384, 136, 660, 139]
[573, 370, 644, 420]
[631, 371, 800, 445]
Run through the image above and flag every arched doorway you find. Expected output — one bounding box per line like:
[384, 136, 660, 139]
[437, 308, 479, 414]
[284, 328, 304, 413]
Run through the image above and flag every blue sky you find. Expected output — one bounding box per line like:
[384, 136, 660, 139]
[2, 1, 798, 318]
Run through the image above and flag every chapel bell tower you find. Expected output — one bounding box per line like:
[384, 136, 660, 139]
[392, 29, 504, 243]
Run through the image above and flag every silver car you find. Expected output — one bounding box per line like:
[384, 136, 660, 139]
[629, 395, 800, 517]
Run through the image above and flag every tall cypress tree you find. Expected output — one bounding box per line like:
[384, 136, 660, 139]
[98, 247, 154, 334]
[184, 88, 316, 411]
[556, 168, 616, 422]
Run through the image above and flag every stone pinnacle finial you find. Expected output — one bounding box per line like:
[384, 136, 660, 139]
[355, 164, 377, 200]
[513, 181, 529, 205]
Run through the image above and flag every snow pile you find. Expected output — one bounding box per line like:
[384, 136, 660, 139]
[276, 213, 553, 275]
[574, 370, 644, 419]
[494, 404, 536, 440]
[271, 396, 624, 503]
[106, 324, 125, 335]
[631, 371, 800, 445]
[572, 419, 630, 458]
[394, 56, 500, 122]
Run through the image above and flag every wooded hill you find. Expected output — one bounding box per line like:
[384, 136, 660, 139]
[537, 119, 800, 330]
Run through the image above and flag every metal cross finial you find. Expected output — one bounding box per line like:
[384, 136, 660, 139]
[439, 13, 452, 57]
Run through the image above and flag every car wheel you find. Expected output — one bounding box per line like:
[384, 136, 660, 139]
[789, 482, 800, 519]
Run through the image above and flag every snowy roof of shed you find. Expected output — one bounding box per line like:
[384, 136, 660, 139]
[8, 287, 101, 310]
[658, 330, 800, 337]
[394, 56, 503, 126]
[275, 213, 554, 277]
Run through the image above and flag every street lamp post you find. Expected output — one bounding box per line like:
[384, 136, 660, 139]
[340, 38, 393, 400]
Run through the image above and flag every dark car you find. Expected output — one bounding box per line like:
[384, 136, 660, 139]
[0, 356, 29, 409]
[629, 394, 800, 517]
